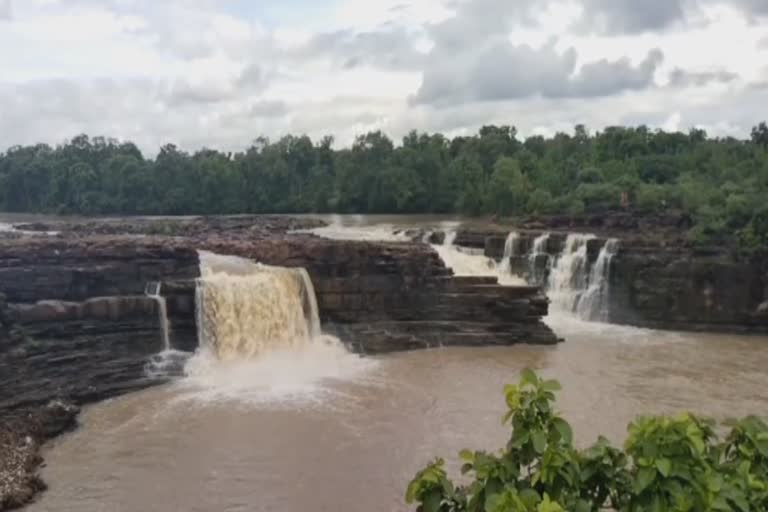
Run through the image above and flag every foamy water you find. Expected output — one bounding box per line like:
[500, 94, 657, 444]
[170, 250, 378, 405]
[176, 341, 378, 406]
[308, 223, 411, 242]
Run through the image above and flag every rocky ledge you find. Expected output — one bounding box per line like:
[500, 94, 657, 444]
[0, 401, 79, 510]
[413, 214, 768, 334]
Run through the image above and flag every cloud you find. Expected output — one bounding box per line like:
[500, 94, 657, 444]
[297, 27, 426, 70]
[668, 68, 739, 87]
[247, 100, 289, 118]
[0, 0, 767, 155]
[730, 0, 768, 17]
[428, 0, 542, 49]
[412, 43, 663, 105]
[0, 0, 11, 20]
[575, 0, 686, 34]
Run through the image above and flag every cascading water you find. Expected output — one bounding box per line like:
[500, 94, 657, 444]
[196, 262, 321, 361]
[181, 251, 374, 404]
[547, 234, 595, 314]
[499, 232, 520, 274]
[144, 281, 190, 378]
[431, 228, 525, 285]
[576, 239, 619, 322]
[145, 281, 171, 351]
[193, 251, 328, 360]
[528, 233, 551, 285]
[443, 230, 458, 247]
[545, 235, 619, 322]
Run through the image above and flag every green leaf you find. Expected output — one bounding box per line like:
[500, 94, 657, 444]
[537, 494, 564, 512]
[423, 489, 442, 512]
[655, 458, 671, 477]
[755, 439, 768, 457]
[459, 449, 474, 462]
[551, 418, 573, 445]
[520, 368, 539, 387]
[635, 467, 656, 493]
[519, 489, 541, 509]
[541, 379, 561, 392]
[532, 431, 547, 454]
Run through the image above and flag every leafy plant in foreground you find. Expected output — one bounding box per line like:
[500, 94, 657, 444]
[406, 369, 768, 512]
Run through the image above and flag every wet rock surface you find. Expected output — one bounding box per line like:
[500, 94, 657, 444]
[0, 215, 557, 410]
[0, 401, 79, 511]
[423, 215, 768, 334]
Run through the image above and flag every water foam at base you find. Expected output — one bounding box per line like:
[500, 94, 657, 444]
[179, 251, 376, 404]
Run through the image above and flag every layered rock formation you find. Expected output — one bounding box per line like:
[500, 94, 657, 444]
[193, 237, 556, 353]
[0, 217, 558, 413]
[0, 239, 199, 411]
[424, 222, 768, 334]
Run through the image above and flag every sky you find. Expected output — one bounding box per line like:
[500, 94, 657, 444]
[1, 0, 767, 154]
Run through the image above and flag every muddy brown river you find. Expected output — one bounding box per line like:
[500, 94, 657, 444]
[27, 316, 768, 512]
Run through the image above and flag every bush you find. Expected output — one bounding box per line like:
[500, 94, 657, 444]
[574, 183, 621, 212]
[406, 370, 768, 512]
[526, 190, 555, 215]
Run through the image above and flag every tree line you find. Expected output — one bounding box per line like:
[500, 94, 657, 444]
[1, 123, 767, 247]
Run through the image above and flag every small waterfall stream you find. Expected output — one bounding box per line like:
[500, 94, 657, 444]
[528, 233, 551, 285]
[145, 281, 171, 351]
[547, 234, 596, 313]
[432, 229, 525, 285]
[545, 235, 619, 322]
[499, 232, 520, 274]
[576, 239, 619, 322]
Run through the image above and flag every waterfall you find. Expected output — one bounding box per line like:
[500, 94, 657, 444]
[196, 252, 324, 361]
[546, 235, 619, 322]
[180, 251, 373, 404]
[443, 230, 458, 247]
[547, 234, 595, 314]
[528, 233, 551, 285]
[576, 239, 619, 322]
[499, 232, 520, 274]
[145, 281, 171, 351]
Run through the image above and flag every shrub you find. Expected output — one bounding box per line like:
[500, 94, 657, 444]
[406, 369, 768, 512]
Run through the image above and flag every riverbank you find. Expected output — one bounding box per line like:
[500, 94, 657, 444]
[0, 402, 79, 510]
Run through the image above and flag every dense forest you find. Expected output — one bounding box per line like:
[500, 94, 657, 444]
[1, 123, 768, 247]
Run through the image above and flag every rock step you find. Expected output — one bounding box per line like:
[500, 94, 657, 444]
[329, 320, 560, 354]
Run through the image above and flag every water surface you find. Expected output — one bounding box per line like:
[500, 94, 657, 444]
[30, 317, 768, 512]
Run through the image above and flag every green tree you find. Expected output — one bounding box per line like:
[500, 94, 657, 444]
[487, 157, 530, 216]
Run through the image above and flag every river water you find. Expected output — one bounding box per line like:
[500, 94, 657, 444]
[19, 218, 768, 512]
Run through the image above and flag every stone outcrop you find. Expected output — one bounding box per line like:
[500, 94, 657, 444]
[0, 238, 200, 411]
[191, 238, 557, 353]
[609, 248, 768, 333]
[0, 401, 79, 511]
[14, 215, 325, 240]
[426, 225, 768, 334]
[0, 223, 558, 411]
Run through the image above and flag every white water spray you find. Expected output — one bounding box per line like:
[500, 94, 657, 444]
[431, 228, 525, 285]
[547, 234, 595, 314]
[181, 251, 374, 404]
[576, 239, 619, 322]
[545, 235, 619, 322]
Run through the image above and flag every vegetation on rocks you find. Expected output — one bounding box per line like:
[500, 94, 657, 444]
[1, 124, 767, 247]
[406, 370, 768, 511]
